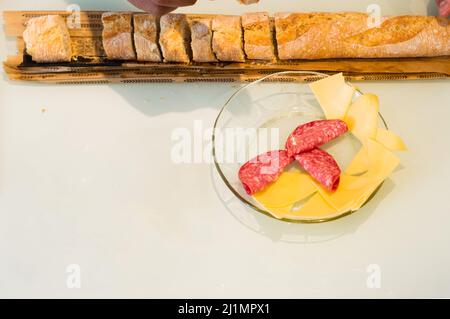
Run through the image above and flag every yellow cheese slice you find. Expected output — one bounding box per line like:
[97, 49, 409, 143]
[344, 93, 379, 146]
[283, 193, 336, 220]
[314, 174, 376, 212]
[309, 73, 355, 120]
[350, 183, 382, 211]
[345, 147, 369, 175]
[253, 171, 317, 208]
[317, 139, 400, 212]
[264, 204, 294, 220]
[345, 139, 400, 210]
[365, 138, 401, 180]
[346, 127, 403, 177]
[375, 128, 407, 151]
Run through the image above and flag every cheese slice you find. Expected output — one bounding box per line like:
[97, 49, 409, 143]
[346, 127, 405, 176]
[318, 139, 400, 212]
[284, 193, 336, 220]
[345, 147, 369, 175]
[314, 174, 376, 212]
[345, 94, 379, 146]
[365, 138, 400, 179]
[309, 73, 355, 120]
[341, 140, 400, 211]
[253, 171, 317, 208]
[375, 128, 407, 151]
[350, 183, 382, 211]
[264, 204, 293, 219]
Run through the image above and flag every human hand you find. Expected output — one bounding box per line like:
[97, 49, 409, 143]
[436, 0, 450, 17]
[128, 0, 197, 16]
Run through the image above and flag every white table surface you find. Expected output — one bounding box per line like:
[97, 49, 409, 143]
[1, 0, 449, 298]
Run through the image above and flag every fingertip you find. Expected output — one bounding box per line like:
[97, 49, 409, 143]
[152, 6, 177, 16]
[128, 0, 176, 16]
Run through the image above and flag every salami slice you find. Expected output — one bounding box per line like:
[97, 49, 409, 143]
[286, 120, 348, 157]
[238, 150, 293, 195]
[295, 148, 341, 192]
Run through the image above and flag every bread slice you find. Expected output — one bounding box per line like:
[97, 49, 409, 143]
[212, 15, 246, 62]
[189, 18, 217, 62]
[159, 14, 191, 63]
[275, 12, 450, 59]
[22, 15, 72, 63]
[102, 12, 136, 60]
[242, 12, 276, 60]
[133, 14, 162, 62]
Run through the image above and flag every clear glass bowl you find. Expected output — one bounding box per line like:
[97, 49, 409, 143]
[212, 71, 388, 223]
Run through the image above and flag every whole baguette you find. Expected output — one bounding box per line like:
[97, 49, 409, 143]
[275, 12, 450, 59]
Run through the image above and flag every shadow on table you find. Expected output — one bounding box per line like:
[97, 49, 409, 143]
[1, 77, 241, 117]
[108, 83, 244, 117]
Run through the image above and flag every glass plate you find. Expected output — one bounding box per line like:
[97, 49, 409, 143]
[212, 71, 388, 223]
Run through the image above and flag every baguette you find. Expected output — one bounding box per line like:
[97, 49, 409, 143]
[189, 18, 217, 62]
[242, 12, 276, 60]
[275, 13, 450, 59]
[133, 14, 162, 62]
[159, 14, 191, 63]
[23, 15, 72, 62]
[102, 12, 136, 60]
[212, 15, 246, 62]
[24, 11, 450, 64]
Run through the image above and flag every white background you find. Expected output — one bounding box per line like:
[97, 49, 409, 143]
[0, 0, 449, 298]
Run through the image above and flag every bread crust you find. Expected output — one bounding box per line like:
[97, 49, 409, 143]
[102, 12, 136, 60]
[275, 12, 450, 59]
[237, 0, 259, 4]
[133, 14, 162, 62]
[190, 18, 217, 62]
[242, 12, 276, 60]
[23, 15, 72, 62]
[159, 14, 191, 63]
[212, 15, 246, 62]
